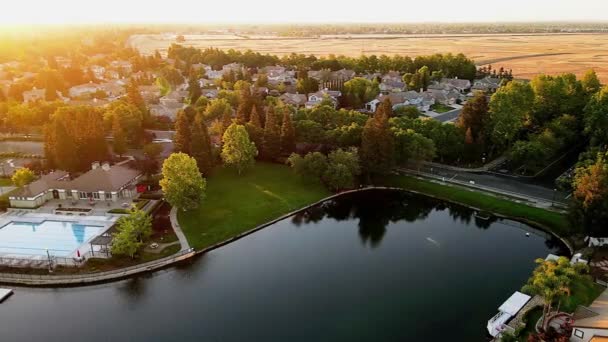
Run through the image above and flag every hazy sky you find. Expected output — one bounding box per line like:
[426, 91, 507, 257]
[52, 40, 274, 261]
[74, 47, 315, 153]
[2, 0, 607, 24]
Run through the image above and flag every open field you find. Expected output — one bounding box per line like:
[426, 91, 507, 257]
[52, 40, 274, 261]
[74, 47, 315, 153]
[129, 33, 608, 81]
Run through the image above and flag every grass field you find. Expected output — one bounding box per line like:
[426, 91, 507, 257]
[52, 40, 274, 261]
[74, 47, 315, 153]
[381, 174, 573, 237]
[177, 163, 329, 250]
[129, 32, 608, 82]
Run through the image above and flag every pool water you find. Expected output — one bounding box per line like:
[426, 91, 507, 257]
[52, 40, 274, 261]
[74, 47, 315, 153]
[0, 220, 104, 257]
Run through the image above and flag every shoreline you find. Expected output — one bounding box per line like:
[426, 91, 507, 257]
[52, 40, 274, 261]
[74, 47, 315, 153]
[0, 186, 571, 287]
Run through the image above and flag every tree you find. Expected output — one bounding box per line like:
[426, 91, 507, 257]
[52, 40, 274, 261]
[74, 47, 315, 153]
[245, 106, 264, 152]
[190, 115, 215, 175]
[323, 148, 361, 191]
[392, 128, 436, 166]
[221, 123, 258, 174]
[360, 100, 395, 175]
[522, 257, 587, 329]
[342, 77, 379, 108]
[487, 81, 534, 152]
[160, 153, 206, 211]
[46, 119, 79, 172]
[280, 110, 296, 154]
[261, 106, 281, 160]
[111, 207, 153, 258]
[188, 77, 202, 104]
[581, 69, 601, 96]
[394, 106, 420, 119]
[112, 115, 128, 157]
[458, 91, 488, 143]
[11, 168, 35, 187]
[296, 73, 319, 94]
[583, 86, 608, 147]
[173, 109, 192, 154]
[287, 152, 328, 181]
[203, 98, 232, 121]
[571, 152, 608, 235]
[143, 143, 163, 160]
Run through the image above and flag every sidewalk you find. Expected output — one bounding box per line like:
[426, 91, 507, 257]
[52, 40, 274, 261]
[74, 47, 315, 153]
[169, 207, 191, 251]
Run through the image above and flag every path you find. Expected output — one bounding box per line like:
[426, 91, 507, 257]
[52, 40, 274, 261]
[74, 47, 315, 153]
[422, 155, 507, 173]
[169, 207, 191, 251]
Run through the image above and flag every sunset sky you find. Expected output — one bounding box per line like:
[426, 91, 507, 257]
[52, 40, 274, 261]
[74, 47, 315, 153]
[1, 0, 607, 24]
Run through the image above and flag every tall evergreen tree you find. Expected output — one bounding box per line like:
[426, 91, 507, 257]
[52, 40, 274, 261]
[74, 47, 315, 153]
[126, 80, 150, 126]
[112, 115, 128, 157]
[173, 109, 192, 154]
[190, 115, 215, 176]
[280, 110, 296, 154]
[245, 106, 263, 152]
[361, 99, 395, 176]
[261, 106, 281, 160]
[53, 120, 79, 172]
[458, 91, 488, 143]
[188, 77, 201, 105]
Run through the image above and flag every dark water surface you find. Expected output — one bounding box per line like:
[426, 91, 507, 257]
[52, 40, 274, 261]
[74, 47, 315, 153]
[1, 190, 565, 342]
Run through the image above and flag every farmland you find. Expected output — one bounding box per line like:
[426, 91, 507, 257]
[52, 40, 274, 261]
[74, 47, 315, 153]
[129, 32, 608, 81]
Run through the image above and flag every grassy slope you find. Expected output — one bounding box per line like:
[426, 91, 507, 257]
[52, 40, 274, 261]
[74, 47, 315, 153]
[178, 163, 330, 250]
[560, 276, 605, 313]
[381, 175, 572, 236]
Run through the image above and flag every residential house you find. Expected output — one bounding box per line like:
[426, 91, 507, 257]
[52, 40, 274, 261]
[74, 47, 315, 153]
[571, 289, 608, 342]
[99, 81, 126, 98]
[472, 77, 501, 93]
[280, 93, 308, 107]
[9, 162, 142, 209]
[380, 79, 406, 93]
[149, 102, 183, 121]
[22, 88, 46, 103]
[222, 63, 243, 74]
[333, 69, 356, 81]
[199, 78, 216, 88]
[382, 71, 402, 83]
[191, 63, 211, 73]
[90, 65, 106, 80]
[440, 78, 472, 93]
[109, 60, 133, 74]
[306, 89, 341, 108]
[201, 88, 220, 99]
[138, 85, 162, 103]
[365, 90, 435, 113]
[67, 98, 109, 107]
[69, 83, 102, 98]
[425, 89, 462, 106]
[160, 90, 188, 106]
[206, 69, 224, 80]
[308, 69, 333, 82]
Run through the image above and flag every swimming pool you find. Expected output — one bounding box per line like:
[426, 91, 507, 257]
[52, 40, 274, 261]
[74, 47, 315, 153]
[0, 220, 104, 257]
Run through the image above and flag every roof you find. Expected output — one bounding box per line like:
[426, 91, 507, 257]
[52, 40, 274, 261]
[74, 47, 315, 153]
[280, 93, 307, 105]
[573, 289, 608, 329]
[13, 171, 70, 198]
[498, 292, 531, 316]
[10, 165, 141, 199]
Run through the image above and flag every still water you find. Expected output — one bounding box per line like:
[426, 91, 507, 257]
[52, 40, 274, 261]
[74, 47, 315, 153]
[1, 190, 565, 341]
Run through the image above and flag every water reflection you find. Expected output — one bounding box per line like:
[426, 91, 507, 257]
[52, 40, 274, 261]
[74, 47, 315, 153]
[293, 190, 501, 248]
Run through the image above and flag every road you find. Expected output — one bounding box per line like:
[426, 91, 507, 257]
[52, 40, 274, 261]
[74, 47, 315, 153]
[405, 163, 569, 206]
[433, 107, 462, 123]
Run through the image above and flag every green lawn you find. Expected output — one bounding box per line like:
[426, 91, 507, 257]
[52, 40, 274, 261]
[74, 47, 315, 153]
[560, 275, 604, 313]
[178, 163, 330, 250]
[380, 175, 573, 236]
[430, 103, 455, 113]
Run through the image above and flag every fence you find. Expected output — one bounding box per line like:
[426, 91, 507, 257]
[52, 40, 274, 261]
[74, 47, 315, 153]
[0, 249, 195, 285]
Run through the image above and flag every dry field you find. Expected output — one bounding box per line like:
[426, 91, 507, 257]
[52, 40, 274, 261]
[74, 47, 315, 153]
[128, 33, 608, 82]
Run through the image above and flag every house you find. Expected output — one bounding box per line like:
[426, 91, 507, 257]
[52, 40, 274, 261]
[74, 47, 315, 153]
[382, 71, 402, 83]
[425, 89, 462, 106]
[98, 81, 126, 98]
[472, 77, 501, 93]
[67, 98, 110, 107]
[379, 79, 406, 93]
[160, 90, 188, 106]
[69, 83, 102, 98]
[109, 60, 133, 74]
[308, 69, 333, 82]
[333, 69, 356, 81]
[571, 289, 608, 342]
[306, 89, 341, 108]
[9, 162, 142, 209]
[201, 88, 220, 99]
[205, 70, 224, 80]
[440, 78, 472, 93]
[280, 93, 308, 107]
[138, 85, 162, 103]
[90, 65, 106, 80]
[22, 88, 45, 103]
[366, 90, 435, 113]
[199, 78, 216, 88]
[150, 102, 183, 121]
[222, 63, 243, 74]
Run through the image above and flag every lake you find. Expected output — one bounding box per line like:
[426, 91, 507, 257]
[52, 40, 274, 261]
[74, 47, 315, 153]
[1, 190, 565, 341]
